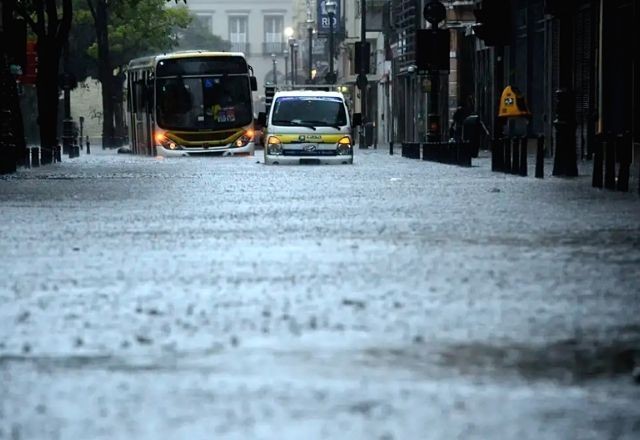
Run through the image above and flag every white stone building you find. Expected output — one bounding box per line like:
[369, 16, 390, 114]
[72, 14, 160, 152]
[185, 0, 308, 112]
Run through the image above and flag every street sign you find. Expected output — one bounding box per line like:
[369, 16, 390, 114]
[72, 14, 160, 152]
[498, 85, 531, 118]
[317, 0, 341, 35]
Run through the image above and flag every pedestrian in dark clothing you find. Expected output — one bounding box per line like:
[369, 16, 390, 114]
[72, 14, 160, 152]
[451, 106, 467, 142]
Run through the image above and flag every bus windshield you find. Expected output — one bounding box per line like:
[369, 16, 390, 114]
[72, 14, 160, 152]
[271, 96, 347, 127]
[156, 75, 252, 130]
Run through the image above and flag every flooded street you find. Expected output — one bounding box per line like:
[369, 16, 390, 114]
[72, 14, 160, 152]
[1, 148, 639, 439]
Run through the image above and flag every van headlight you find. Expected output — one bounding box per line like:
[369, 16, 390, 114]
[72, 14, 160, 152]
[337, 136, 352, 155]
[267, 136, 282, 155]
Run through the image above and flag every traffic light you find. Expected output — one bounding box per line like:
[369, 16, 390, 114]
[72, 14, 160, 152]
[473, 0, 512, 46]
[354, 41, 370, 75]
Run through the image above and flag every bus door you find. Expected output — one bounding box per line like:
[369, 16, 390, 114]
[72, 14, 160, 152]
[132, 72, 152, 155]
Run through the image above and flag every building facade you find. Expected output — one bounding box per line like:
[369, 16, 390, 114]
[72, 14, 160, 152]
[184, 0, 638, 172]
[382, 0, 638, 181]
[184, 0, 300, 112]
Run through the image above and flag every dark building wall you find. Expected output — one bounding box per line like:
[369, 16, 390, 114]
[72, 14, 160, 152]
[601, 0, 635, 137]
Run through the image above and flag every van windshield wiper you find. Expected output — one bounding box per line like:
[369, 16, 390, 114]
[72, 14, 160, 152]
[272, 120, 317, 130]
[303, 120, 343, 130]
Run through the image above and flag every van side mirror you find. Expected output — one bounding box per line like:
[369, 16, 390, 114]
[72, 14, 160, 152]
[257, 112, 266, 127]
[352, 113, 362, 126]
[250, 76, 258, 91]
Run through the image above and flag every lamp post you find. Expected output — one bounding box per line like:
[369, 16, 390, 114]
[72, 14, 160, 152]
[423, 1, 447, 143]
[325, 0, 337, 84]
[284, 26, 295, 86]
[292, 41, 299, 86]
[306, 14, 314, 84]
[271, 53, 277, 85]
[357, 0, 367, 148]
[283, 49, 289, 85]
[288, 38, 296, 85]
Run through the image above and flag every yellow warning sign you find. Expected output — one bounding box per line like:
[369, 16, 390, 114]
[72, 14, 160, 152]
[498, 85, 531, 118]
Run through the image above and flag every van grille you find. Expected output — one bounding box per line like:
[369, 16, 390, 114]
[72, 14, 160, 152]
[282, 149, 338, 157]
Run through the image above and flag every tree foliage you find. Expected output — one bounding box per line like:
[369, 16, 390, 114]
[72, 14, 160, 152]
[70, 0, 229, 79]
[89, 1, 191, 66]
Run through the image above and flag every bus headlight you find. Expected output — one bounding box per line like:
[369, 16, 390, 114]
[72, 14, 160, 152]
[337, 136, 352, 155]
[234, 129, 255, 147]
[155, 132, 181, 150]
[267, 136, 282, 155]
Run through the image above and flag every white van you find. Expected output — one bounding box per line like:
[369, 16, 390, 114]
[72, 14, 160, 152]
[260, 90, 355, 165]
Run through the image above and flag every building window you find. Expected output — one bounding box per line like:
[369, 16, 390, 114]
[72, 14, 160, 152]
[229, 16, 249, 53]
[263, 15, 284, 54]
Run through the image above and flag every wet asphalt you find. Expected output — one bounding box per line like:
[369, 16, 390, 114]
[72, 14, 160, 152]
[1, 147, 639, 439]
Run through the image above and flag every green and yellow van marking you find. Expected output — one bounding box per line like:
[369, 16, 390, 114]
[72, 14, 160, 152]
[270, 133, 345, 144]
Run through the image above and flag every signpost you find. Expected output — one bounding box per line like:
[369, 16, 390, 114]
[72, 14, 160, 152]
[317, 0, 341, 36]
[417, 1, 449, 142]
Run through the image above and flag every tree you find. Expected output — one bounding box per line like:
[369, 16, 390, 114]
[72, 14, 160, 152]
[0, 1, 26, 173]
[85, 0, 115, 148]
[73, 0, 227, 147]
[15, 0, 73, 164]
[105, 1, 190, 141]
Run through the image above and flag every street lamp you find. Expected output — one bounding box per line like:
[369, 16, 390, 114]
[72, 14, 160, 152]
[358, 0, 367, 149]
[283, 49, 289, 85]
[292, 41, 299, 86]
[284, 27, 295, 86]
[325, 0, 337, 84]
[271, 53, 277, 85]
[306, 14, 314, 84]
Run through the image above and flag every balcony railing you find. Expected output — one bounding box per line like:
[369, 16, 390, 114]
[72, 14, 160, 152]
[230, 42, 250, 54]
[262, 42, 287, 55]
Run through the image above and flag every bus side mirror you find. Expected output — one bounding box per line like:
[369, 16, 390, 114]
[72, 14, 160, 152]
[250, 76, 258, 91]
[352, 113, 362, 126]
[257, 112, 266, 127]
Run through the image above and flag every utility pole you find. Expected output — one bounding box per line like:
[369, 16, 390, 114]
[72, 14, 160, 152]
[283, 49, 289, 85]
[550, 3, 578, 177]
[325, 0, 337, 84]
[306, 11, 314, 84]
[421, 1, 448, 142]
[473, 0, 512, 166]
[271, 53, 277, 85]
[293, 42, 299, 86]
[358, 0, 368, 149]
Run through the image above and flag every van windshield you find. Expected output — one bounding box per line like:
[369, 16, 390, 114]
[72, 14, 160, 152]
[272, 96, 347, 127]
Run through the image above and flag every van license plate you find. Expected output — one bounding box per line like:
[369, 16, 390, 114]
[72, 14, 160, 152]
[299, 158, 321, 165]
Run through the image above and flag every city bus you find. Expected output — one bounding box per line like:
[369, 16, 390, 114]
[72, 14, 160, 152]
[126, 51, 258, 157]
